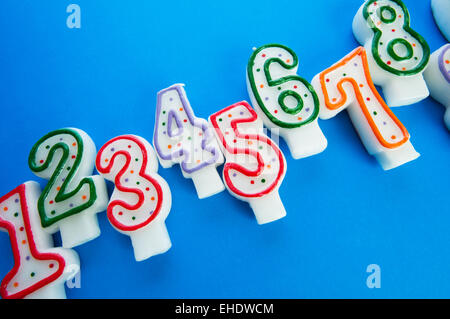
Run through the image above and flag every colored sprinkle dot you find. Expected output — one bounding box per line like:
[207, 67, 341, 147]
[130, 170, 134, 174]
[286, 59, 290, 63]
[332, 98, 337, 102]
[391, 135, 396, 140]
[179, 107, 183, 111]
[145, 187, 150, 191]
[30, 272, 35, 277]
[110, 148, 115, 152]
[3, 207, 7, 211]
[326, 79, 330, 82]
[183, 119, 188, 122]
[168, 145, 172, 149]
[39, 160, 44, 164]
[446, 60, 450, 64]
[274, 110, 278, 114]
[383, 121, 387, 125]
[239, 112, 244, 115]
[267, 165, 271, 169]
[228, 114, 232, 118]
[162, 122, 166, 126]
[297, 117, 302, 120]
[69, 203, 74, 208]
[260, 84, 264, 88]
[354, 63, 358, 67]
[250, 180, 255, 185]
[262, 54, 266, 58]
[187, 137, 191, 140]
[45, 145, 50, 149]
[359, 83, 364, 87]
[151, 196, 155, 201]
[49, 200, 54, 204]
[248, 141, 253, 145]
[233, 139, 237, 143]
[304, 94, 308, 97]
[105, 158, 109, 163]
[391, 29, 395, 32]
[13, 282, 18, 288]
[278, 87, 281, 90]
[19, 227, 24, 231]
[15, 199, 19, 203]
[118, 211, 123, 216]
[72, 143, 76, 147]
[26, 256, 30, 261]
[265, 97, 269, 101]
[14, 212, 18, 217]
[162, 111, 166, 114]
[366, 97, 371, 101]
[49, 264, 54, 268]
[169, 98, 173, 101]
[398, 15, 402, 18]
[387, 61, 391, 65]
[412, 43, 416, 47]
[402, 67, 406, 71]
[256, 68, 260, 72]
[196, 160, 201, 164]
[135, 158, 139, 162]
[22, 240, 26, 244]
[218, 118, 222, 122]
[82, 195, 87, 200]
[294, 85, 298, 89]
[233, 173, 237, 177]
[132, 216, 136, 220]
[67, 166, 71, 171]
[261, 179, 266, 183]
[414, 57, 418, 60]
[71, 155, 76, 159]
[305, 107, 310, 112]
[136, 181, 140, 185]
[343, 73, 346, 77]
[258, 146, 263, 150]
[373, 111, 377, 115]
[380, 42, 383, 45]
[51, 211, 56, 215]
[128, 145, 131, 148]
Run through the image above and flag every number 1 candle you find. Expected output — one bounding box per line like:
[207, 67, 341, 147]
[353, 0, 430, 106]
[209, 101, 287, 225]
[153, 84, 225, 199]
[247, 44, 327, 159]
[311, 47, 420, 170]
[424, 44, 450, 130]
[0, 182, 79, 299]
[28, 128, 108, 248]
[96, 135, 172, 261]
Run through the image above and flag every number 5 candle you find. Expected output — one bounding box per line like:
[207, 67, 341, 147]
[311, 47, 420, 170]
[153, 84, 225, 199]
[424, 44, 450, 130]
[353, 0, 430, 106]
[96, 135, 172, 261]
[0, 182, 80, 299]
[247, 44, 327, 159]
[28, 128, 109, 248]
[209, 101, 287, 225]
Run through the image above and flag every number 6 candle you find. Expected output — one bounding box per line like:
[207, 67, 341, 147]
[311, 47, 420, 170]
[424, 44, 450, 130]
[28, 128, 109, 248]
[209, 101, 287, 224]
[96, 135, 172, 261]
[0, 182, 80, 299]
[352, 0, 430, 106]
[153, 84, 225, 198]
[247, 44, 327, 159]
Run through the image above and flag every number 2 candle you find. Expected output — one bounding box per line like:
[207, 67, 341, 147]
[424, 44, 450, 130]
[96, 135, 172, 261]
[153, 84, 225, 199]
[311, 47, 420, 170]
[209, 101, 287, 225]
[247, 44, 327, 159]
[0, 182, 79, 299]
[28, 128, 108, 248]
[353, 0, 430, 106]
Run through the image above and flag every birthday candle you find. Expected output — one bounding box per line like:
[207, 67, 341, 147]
[153, 84, 225, 199]
[311, 47, 420, 170]
[431, 0, 450, 41]
[247, 44, 327, 159]
[28, 128, 108, 248]
[424, 44, 450, 130]
[352, 0, 430, 106]
[209, 101, 287, 225]
[96, 135, 172, 261]
[0, 182, 79, 299]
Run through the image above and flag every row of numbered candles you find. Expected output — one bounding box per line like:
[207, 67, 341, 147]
[0, 0, 449, 299]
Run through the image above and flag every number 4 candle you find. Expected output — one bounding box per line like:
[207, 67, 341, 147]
[28, 128, 109, 248]
[96, 135, 172, 261]
[247, 44, 327, 159]
[353, 0, 430, 106]
[153, 84, 225, 199]
[311, 47, 420, 170]
[424, 44, 450, 130]
[209, 101, 287, 225]
[0, 182, 80, 299]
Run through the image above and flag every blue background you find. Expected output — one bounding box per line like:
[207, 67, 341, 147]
[0, 0, 448, 298]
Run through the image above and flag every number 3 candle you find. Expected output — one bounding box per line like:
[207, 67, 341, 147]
[311, 47, 420, 170]
[153, 84, 225, 199]
[209, 101, 287, 225]
[353, 0, 430, 106]
[247, 44, 327, 159]
[0, 182, 80, 299]
[424, 44, 450, 130]
[96, 135, 172, 261]
[28, 128, 108, 248]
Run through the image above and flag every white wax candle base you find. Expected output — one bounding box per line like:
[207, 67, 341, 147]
[25, 282, 67, 299]
[130, 222, 172, 262]
[248, 192, 286, 225]
[58, 212, 101, 248]
[374, 141, 420, 171]
[191, 165, 225, 199]
[282, 121, 328, 159]
[382, 75, 429, 107]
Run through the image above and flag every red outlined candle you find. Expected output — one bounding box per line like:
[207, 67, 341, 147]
[96, 135, 172, 261]
[0, 182, 79, 299]
[209, 101, 287, 224]
[311, 47, 419, 170]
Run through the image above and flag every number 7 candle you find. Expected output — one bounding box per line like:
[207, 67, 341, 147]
[0, 182, 80, 299]
[247, 44, 327, 159]
[311, 47, 420, 170]
[424, 44, 450, 130]
[352, 0, 430, 106]
[209, 101, 287, 225]
[96, 135, 172, 261]
[153, 84, 225, 198]
[28, 128, 109, 248]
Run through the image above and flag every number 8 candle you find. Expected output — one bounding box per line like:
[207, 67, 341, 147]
[353, 0, 430, 106]
[153, 84, 225, 199]
[28, 128, 108, 248]
[311, 47, 420, 170]
[0, 182, 79, 299]
[247, 44, 327, 159]
[96, 135, 172, 261]
[209, 101, 287, 224]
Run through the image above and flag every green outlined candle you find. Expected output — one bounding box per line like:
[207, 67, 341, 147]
[0, 182, 79, 299]
[353, 0, 430, 106]
[28, 128, 108, 248]
[247, 44, 327, 159]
